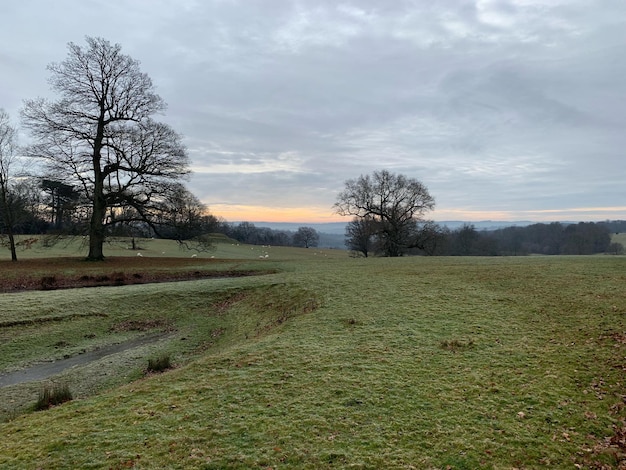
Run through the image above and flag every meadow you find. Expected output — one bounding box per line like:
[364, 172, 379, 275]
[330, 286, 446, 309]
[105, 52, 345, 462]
[0, 237, 625, 469]
[612, 232, 626, 248]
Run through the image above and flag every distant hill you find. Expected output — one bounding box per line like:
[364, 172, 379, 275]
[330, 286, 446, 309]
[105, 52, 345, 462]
[251, 222, 347, 235]
[249, 220, 540, 250]
[439, 220, 536, 231]
[250, 220, 538, 235]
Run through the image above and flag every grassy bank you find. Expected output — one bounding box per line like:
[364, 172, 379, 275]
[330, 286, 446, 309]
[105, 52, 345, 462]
[0, 250, 625, 468]
[0, 234, 343, 261]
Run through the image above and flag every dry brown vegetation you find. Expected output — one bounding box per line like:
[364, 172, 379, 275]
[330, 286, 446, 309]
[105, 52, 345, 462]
[0, 257, 272, 293]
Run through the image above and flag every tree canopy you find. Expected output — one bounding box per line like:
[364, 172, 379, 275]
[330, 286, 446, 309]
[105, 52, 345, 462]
[335, 170, 435, 256]
[293, 226, 319, 248]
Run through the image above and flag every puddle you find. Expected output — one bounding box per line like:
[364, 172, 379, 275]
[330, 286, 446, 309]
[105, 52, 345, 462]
[0, 334, 167, 388]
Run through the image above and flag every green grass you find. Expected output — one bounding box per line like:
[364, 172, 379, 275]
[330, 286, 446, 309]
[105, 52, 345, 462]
[612, 232, 626, 247]
[0, 251, 625, 468]
[0, 234, 343, 261]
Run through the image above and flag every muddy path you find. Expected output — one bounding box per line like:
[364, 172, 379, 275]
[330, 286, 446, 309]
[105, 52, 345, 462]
[0, 333, 168, 388]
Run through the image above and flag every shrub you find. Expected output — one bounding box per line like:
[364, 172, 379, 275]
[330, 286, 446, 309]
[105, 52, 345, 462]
[40, 275, 57, 290]
[147, 354, 172, 373]
[440, 338, 474, 352]
[112, 272, 126, 286]
[35, 384, 73, 410]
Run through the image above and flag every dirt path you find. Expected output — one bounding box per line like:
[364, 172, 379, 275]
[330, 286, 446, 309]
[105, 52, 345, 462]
[0, 334, 169, 388]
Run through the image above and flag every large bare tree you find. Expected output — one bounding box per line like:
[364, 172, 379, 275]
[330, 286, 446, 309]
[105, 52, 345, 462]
[334, 170, 435, 257]
[22, 37, 189, 260]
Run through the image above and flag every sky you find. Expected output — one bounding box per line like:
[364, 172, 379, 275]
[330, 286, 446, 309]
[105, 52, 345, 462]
[1, 0, 625, 223]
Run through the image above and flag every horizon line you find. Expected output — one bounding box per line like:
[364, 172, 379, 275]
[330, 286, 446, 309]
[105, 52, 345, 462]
[224, 218, 625, 225]
[209, 204, 626, 225]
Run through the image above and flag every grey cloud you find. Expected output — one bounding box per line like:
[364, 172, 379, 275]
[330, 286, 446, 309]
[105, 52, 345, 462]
[1, 0, 625, 221]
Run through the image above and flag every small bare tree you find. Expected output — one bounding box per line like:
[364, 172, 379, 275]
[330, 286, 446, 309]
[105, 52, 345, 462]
[22, 37, 189, 260]
[345, 216, 377, 257]
[293, 226, 319, 248]
[0, 109, 21, 261]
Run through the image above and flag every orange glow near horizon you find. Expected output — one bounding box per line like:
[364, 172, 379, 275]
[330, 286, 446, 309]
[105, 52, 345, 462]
[210, 204, 345, 223]
[209, 203, 626, 224]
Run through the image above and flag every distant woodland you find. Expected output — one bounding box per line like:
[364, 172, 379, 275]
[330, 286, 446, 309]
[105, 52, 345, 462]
[220, 220, 624, 256]
[407, 221, 624, 257]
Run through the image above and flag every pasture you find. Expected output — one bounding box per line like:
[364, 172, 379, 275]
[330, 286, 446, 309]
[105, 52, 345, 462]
[612, 232, 626, 247]
[0, 238, 624, 468]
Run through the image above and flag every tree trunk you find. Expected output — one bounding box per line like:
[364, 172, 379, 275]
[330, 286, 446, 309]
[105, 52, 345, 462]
[87, 190, 106, 261]
[87, 165, 105, 260]
[87, 219, 105, 260]
[87, 112, 106, 261]
[0, 187, 17, 261]
[8, 232, 17, 262]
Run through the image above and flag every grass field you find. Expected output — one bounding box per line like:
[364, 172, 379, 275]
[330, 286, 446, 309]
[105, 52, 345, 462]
[612, 232, 626, 247]
[0, 234, 345, 261]
[0, 239, 625, 468]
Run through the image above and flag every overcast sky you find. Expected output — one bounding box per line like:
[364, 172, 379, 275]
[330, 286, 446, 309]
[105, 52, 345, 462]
[1, 0, 625, 223]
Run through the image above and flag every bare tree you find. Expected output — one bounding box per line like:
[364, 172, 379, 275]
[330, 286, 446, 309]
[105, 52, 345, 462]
[293, 226, 319, 248]
[22, 37, 189, 260]
[345, 216, 377, 257]
[408, 221, 449, 256]
[154, 184, 217, 251]
[159, 185, 207, 240]
[334, 170, 435, 257]
[0, 109, 22, 261]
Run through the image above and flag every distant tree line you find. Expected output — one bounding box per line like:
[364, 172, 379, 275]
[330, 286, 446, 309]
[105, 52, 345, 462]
[220, 222, 320, 248]
[397, 221, 622, 257]
[601, 220, 626, 234]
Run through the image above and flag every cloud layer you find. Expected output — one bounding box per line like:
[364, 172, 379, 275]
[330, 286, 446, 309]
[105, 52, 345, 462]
[2, 0, 625, 222]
